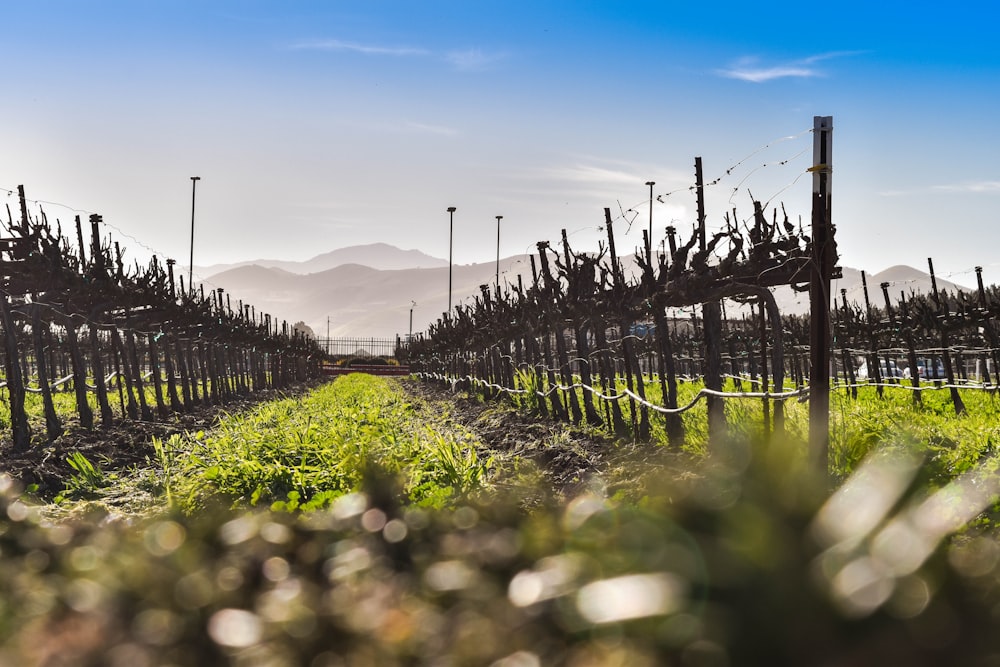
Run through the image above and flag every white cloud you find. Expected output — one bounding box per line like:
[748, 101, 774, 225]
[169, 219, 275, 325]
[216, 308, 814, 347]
[288, 39, 428, 57]
[718, 51, 863, 83]
[721, 65, 818, 83]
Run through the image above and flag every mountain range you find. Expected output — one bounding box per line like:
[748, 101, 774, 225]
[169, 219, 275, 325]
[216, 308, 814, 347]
[198, 245, 972, 339]
[194, 242, 447, 277]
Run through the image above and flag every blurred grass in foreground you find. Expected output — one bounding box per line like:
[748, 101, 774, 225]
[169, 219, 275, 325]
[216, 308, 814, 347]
[3, 424, 1000, 666]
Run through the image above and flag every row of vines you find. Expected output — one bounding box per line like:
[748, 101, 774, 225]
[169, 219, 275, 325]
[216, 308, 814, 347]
[406, 196, 997, 445]
[0, 186, 324, 450]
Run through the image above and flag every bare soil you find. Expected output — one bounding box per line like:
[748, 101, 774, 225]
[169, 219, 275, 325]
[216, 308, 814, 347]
[398, 378, 677, 501]
[0, 381, 325, 499]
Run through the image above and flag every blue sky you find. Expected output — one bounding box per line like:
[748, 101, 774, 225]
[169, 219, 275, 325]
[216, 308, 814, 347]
[2, 1, 999, 289]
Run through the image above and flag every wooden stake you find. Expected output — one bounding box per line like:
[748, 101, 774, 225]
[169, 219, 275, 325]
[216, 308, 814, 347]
[809, 115, 834, 475]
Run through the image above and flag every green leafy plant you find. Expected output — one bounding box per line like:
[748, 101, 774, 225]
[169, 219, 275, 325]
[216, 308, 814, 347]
[60, 451, 109, 500]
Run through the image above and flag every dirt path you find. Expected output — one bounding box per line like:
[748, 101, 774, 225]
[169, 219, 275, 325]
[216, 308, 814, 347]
[398, 377, 676, 501]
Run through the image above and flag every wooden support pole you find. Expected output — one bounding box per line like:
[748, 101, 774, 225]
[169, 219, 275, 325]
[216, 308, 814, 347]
[809, 115, 834, 474]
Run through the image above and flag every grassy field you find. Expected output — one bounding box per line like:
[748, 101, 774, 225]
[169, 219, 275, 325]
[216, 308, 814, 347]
[1, 373, 999, 665]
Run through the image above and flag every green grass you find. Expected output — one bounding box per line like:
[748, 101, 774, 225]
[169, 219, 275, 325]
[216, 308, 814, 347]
[157, 374, 492, 512]
[502, 372, 1000, 481]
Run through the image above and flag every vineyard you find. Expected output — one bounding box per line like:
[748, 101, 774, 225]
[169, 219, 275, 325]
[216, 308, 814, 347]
[0, 185, 324, 460]
[3, 116, 1000, 665]
[405, 204, 998, 460]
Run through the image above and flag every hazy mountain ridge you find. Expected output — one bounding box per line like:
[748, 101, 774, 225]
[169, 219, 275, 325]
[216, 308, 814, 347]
[195, 243, 447, 277]
[202, 245, 973, 338]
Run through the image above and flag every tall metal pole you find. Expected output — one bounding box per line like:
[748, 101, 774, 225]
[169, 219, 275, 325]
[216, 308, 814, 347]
[809, 116, 834, 476]
[409, 301, 415, 341]
[495, 215, 503, 286]
[188, 176, 201, 294]
[447, 207, 456, 314]
[645, 181, 655, 258]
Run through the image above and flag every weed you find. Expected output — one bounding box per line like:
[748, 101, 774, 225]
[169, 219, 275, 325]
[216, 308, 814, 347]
[57, 451, 110, 501]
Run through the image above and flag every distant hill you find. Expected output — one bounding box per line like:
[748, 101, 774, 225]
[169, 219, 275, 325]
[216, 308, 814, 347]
[194, 242, 447, 277]
[204, 254, 534, 338]
[201, 245, 975, 338]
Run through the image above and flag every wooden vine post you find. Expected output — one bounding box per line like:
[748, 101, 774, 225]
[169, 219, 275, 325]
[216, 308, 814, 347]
[809, 115, 834, 474]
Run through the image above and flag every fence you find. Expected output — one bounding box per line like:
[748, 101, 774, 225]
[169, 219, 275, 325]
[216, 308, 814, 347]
[318, 337, 405, 361]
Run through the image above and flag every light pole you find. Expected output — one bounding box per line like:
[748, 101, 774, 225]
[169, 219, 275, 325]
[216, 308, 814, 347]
[447, 206, 456, 313]
[188, 176, 201, 294]
[645, 180, 655, 257]
[495, 215, 503, 287]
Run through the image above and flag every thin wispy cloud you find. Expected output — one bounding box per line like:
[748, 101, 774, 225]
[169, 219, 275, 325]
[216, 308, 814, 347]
[522, 161, 692, 214]
[541, 160, 691, 191]
[718, 51, 863, 83]
[289, 39, 428, 57]
[288, 39, 505, 71]
[545, 164, 646, 187]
